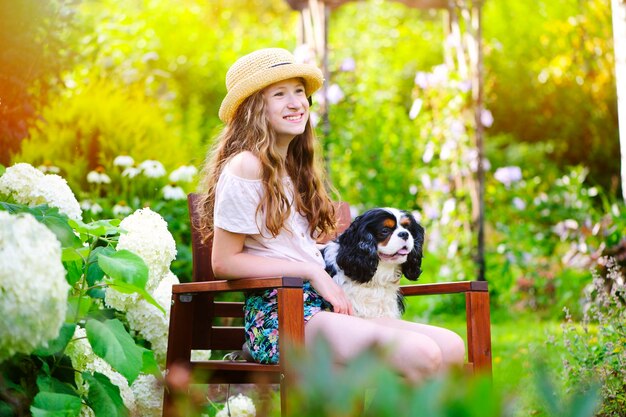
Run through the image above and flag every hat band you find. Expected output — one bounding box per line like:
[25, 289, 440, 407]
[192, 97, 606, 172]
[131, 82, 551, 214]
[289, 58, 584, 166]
[270, 62, 291, 68]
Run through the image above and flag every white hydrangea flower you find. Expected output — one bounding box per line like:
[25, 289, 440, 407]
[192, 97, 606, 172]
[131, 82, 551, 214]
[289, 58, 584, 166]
[117, 208, 177, 292]
[0, 163, 82, 220]
[104, 288, 139, 312]
[0, 163, 44, 203]
[36, 174, 83, 220]
[125, 271, 179, 364]
[139, 160, 166, 178]
[0, 212, 69, 361]
[131, 373, 163, 417]
[66, 327, 136, 413]
[216, 394, 256, 417]
[190, 350, 212, 361]
[168, 165, 197, 183]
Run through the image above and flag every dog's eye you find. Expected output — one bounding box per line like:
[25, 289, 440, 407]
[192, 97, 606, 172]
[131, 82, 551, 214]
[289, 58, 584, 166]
[378, 227, 392, 238]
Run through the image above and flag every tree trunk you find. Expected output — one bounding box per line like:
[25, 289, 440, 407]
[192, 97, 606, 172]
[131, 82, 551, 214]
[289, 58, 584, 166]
[612, 0, 626, 203]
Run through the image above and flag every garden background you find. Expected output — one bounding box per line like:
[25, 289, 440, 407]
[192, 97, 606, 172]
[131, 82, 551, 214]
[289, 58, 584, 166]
[1, 0, 625, 416]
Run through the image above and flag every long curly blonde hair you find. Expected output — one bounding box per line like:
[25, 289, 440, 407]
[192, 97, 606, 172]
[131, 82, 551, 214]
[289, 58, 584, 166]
[196, 91, 336, 244]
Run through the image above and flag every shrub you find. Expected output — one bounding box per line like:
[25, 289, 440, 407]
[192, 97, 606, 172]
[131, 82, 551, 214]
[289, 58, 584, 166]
[15, 80, 194, 194]
[0, 163, 179, 416]
[560, 258, 626, 416]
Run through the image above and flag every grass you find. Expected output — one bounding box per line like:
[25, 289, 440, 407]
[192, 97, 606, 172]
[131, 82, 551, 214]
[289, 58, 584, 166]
[412, 307, 571, 415]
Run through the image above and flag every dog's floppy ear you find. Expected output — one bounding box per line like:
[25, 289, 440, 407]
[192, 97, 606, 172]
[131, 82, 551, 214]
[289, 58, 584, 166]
[335, 214, 379, 282]
[402, 214, 425, 281]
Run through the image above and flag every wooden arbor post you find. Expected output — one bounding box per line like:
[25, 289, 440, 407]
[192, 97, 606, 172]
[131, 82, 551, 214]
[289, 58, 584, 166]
[285, 0, 486, 281]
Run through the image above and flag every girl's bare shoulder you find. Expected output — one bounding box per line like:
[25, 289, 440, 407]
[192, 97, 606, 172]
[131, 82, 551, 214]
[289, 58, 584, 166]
[225, 151, 262, 180]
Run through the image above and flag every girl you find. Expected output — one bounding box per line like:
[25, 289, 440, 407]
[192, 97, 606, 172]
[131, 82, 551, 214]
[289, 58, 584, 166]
[196, 48, 464, 382]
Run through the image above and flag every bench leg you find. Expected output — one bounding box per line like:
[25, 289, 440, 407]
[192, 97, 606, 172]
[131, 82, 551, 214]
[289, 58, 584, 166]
[163, 293, 195, 417]
[465, 290, 492, 376]
[277, 287, 304, 417]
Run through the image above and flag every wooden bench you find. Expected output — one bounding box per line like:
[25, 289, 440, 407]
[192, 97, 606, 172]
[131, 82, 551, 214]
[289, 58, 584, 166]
[162, 194, 492, 416]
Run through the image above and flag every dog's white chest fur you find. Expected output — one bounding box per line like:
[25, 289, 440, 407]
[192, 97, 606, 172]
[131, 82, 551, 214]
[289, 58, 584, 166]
[324, 242, 403, 319]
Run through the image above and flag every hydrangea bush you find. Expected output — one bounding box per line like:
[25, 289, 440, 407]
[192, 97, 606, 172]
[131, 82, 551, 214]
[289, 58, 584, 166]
[0, 211, 69, 361]
[0, 162, 180, 417]
[0, 162, 82, 220]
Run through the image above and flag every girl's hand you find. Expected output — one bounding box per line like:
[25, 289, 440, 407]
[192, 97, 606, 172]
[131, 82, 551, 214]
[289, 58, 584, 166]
[307, 266, 354, 315]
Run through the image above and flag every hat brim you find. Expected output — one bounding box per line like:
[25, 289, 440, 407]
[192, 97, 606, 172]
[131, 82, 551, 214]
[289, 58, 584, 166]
[219, 63, 324, 123]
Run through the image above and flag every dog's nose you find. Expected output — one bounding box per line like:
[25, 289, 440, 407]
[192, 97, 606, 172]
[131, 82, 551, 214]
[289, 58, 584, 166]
[398, 231, 409, 240]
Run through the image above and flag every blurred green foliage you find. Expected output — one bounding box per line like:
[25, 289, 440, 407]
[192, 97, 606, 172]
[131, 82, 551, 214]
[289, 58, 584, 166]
[0, 0, 79, 162]
[17, 80, 194, 193]
[483, 0, 618, 191]
[284, 337, 599, 417]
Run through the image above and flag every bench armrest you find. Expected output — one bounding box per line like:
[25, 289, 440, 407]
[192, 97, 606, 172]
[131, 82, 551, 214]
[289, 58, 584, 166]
[400, 280, 488, 296]
[172, 276, 304, 294]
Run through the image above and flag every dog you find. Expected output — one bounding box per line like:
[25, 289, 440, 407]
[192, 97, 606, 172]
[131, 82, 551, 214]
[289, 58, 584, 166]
[321, 208, 425, 319]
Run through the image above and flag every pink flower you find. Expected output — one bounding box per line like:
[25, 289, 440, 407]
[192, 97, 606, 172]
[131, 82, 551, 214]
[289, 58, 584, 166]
[481, 109, 494, 128]
[340, 57, 355, 72]
[494, 166, 522, 187]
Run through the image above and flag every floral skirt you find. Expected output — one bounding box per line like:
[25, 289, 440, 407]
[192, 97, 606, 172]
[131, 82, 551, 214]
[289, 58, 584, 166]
[244, 281, 332, 364]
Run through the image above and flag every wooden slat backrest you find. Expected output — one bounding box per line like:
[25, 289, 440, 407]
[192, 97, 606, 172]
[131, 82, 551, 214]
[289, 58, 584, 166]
[187, 193, 215, 283]
[185, 193, 352, 352]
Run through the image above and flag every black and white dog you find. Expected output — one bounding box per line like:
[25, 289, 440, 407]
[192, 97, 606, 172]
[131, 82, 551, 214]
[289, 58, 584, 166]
[321, 208, 425, 319]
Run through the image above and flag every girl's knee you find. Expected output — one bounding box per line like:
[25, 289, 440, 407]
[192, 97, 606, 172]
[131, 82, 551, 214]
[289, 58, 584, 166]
[441, 331, 466, 366]
[396, 335, 443, 377]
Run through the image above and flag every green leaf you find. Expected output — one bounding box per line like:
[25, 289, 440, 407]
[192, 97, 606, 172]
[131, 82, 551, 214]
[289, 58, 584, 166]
[140, 348, 161, 377]
[98, 250, 148, 289]
[68, 219, 106, 237]
[30, 391, 81, 417]
[86, 247, 113, 285]
[69, 218, 121, 238]
[86, 287, 106, 300]
[66, 297, 93, 322]
[63, 260, 83, 287]
[34, 323, 77, 356]
[32, 206, 82, 248]
[36, 375, 79, 397]
[83, 372, 128, 417]
[85, 319, 143, 384]
[62, 246, 90, 263]
[105, 280, 166, 314]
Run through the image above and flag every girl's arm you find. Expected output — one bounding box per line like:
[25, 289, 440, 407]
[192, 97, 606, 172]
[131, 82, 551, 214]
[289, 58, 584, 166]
[212, 226, 353, 315]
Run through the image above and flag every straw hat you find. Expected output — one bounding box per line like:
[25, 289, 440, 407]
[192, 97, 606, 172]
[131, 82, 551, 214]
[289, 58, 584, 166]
[218, 48, 324, 123]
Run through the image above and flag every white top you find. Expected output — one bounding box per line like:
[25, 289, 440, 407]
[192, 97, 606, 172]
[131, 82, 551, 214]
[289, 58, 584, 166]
[213, 168, 325, 268]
